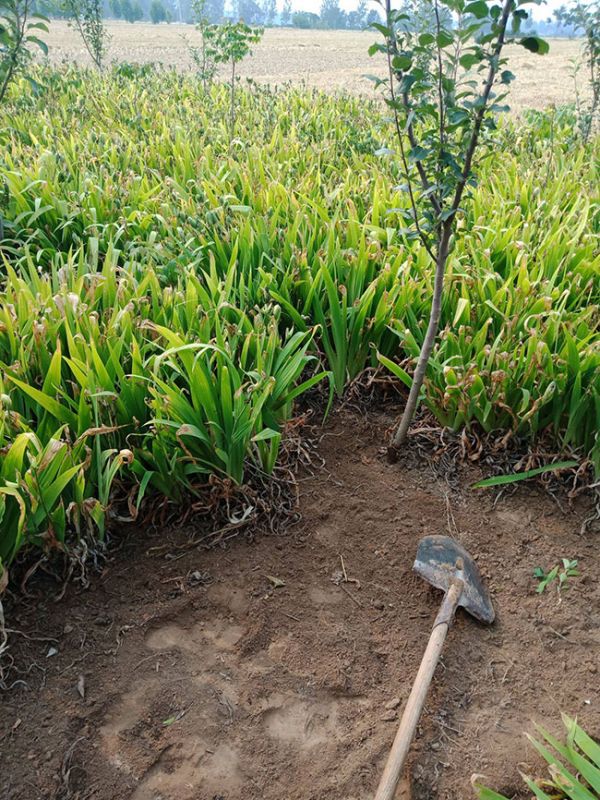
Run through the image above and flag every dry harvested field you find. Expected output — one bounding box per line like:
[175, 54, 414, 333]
[43, 21, 585, 112]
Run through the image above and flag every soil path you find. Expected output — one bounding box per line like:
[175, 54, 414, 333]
[2, 411, 599, 800]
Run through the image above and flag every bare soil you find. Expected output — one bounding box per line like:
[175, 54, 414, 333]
[1, 410, 599, 800]
[42, 22, 587, 113]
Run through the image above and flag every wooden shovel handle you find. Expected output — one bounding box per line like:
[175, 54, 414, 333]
[374, 580, 463, 800]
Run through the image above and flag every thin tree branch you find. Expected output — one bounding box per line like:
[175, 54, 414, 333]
[399, 89, 442, 218]
[384, 0, 436, 260]
[384, 0, 442, 217]
[66, 0, 104, 69]
[450, 0, 514, 216]
[73, 13, 99, 68]
[433, 0, 446, 219]
[451, 12, 464, 84]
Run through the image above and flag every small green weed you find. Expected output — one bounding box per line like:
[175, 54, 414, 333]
[534, 559, 580, 594]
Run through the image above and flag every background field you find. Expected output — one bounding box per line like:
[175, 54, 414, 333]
[43, 21, 586, 113]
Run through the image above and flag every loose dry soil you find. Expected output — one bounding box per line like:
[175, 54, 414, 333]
[42, 22, 587, 113]
[1, 410, 599, 800]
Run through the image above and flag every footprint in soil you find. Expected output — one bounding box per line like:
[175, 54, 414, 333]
[99, 617, 246, 787]
[104, 618, 364, 798]
[261, 694, 339, 750]
[100, 682, 161, 775]
[145, 618, 245, 657]
[131, 740, 243, 800]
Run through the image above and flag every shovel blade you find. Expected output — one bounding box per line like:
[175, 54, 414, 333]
[413, 535, 494, 624]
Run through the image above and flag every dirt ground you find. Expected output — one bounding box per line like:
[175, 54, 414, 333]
[1, 409, 599, 800]
[42, 22, 586, 112]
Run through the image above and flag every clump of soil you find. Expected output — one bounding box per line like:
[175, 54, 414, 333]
[1, 410, 599, 800]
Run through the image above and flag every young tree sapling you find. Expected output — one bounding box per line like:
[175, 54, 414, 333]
[0, 0, 49, 103]
[369, 0, 549, 459]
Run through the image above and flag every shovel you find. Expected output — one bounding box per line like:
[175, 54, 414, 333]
[374, 535, 495, 800]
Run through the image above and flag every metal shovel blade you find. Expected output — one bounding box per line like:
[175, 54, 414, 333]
[413, 535, 495, 624]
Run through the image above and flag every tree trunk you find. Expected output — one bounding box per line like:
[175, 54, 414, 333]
[388, 223, 451, 461]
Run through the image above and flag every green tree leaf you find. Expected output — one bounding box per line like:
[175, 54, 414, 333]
[436, 29, 454, 47]
[519, 36, 550, 54]
[392, 53, 412, 70]
[459, 52, 481, 69]
[464, 0, 489, 19]
[408, 145, 429, 161]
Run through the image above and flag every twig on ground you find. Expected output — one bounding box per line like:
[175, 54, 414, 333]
[57, 736, 86, 800]
[339, 584, 363, 608]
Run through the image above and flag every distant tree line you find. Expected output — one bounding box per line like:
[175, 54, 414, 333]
[290, 0, 380, 30]
[31, 0, 585, 32]
[30, 0, 379, 27]
[178, 0, 381, 28]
